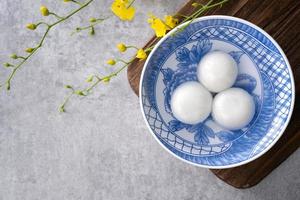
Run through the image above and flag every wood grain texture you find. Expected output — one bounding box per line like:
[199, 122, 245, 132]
[127, 0, 300, 188]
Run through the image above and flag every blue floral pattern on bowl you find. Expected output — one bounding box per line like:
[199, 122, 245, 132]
[140, 16, 294, 168]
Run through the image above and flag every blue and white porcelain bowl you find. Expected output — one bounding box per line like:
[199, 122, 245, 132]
[139, 15, 295, 169]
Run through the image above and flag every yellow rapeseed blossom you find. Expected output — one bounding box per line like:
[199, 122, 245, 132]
[136, 49, 147, 60]
[40, 6, 50, 16]
[107, 59, 116, 65]
[26, 23, 37, 30]
[148, 15, 168, 37]
[148, 14, 178, 37]
[111, 0, 135, 21]
[117, 43, 127, 52]
[164, 15, 178, 29]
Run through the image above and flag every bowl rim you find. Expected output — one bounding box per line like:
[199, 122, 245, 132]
[139, 15, 295, 169]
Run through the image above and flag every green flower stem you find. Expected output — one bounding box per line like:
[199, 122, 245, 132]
[206, 0, 229, 9]
[145, 46, 154, 52]
[36, 22, 51, 27]
[49, 12, 64, 19]
[174, 0, 229, 35]
[181, 0, 214, 24]
[59, 91, 75, 112]
[86, 76, 101, 92]
[127, 0, 136, 8]
[61, 58, 135, 112]
[70, 0, 83, 6]
[4, 26, 50, 90]
[1, 0, 95, 90]
[86, 59, 134, 91]
[174, 13, 190, 19]
[17, 56, 26, 60]
[115, 58, 129, 64]
[51, 0, 94, 27]
[126, 45, 139, 50]
[71, 17, 108, 35]
[60, 0, 228, 112]
[188, 0, 229, 22]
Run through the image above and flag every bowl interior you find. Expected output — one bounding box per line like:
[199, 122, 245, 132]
[140, 16, 294, 168]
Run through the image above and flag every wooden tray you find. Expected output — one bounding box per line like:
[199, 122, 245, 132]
[127, 0, 300, 188]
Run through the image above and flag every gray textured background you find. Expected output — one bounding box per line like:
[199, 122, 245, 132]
[0, 0, 299, 199]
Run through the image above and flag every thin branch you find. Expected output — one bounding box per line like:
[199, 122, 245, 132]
[71, 17, 109, 36]
[1, 0, 95, 90]
[60, 57, 135, 112]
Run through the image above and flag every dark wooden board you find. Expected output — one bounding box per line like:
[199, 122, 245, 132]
[127, 0, 300, 188]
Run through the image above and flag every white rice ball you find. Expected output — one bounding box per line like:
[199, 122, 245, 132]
[212, 88, 255, 130]
[171, 81, 213, 124]
[197, 51, 238, 93]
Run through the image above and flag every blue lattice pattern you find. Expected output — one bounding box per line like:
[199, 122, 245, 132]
[141, 17, 294, 167]
[190, 26, 292, 156]
[142, 89, 231, 156]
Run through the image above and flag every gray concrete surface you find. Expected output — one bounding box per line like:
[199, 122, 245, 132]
[0, 0, 299, 199]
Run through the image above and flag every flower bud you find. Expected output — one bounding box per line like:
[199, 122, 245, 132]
[107, 59, 116, 65]
[25, 48, 34, 53]
[75, 90, 85, 96]
[89, 27, 95, 35]
[102, 77, 110, 83]
[117, 43, 127, 52]
[59, 106, 65, 113]
[89, 17, 97, 23]
[40, 6, 50, 16]
[64, 85, 73, 89]
[26, 23, 37, 30]
[10, 54, 18, 59]
[192, 3, 200, 7]
[4, 63, 11, 67]
[86, 75, 94, 82]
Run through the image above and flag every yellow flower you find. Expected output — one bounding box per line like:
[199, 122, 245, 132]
[148, 15, 168, 37]
[136, 49, 147, 60]
[40, 6, 50, 16]
[117, 43, 127, 52]
[148, 14, 178, 37]
[26, 23, 37, 30]
[111, 0, 135, 21]
[164, 15, 178, 29]
[107, 59, 116, 65]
